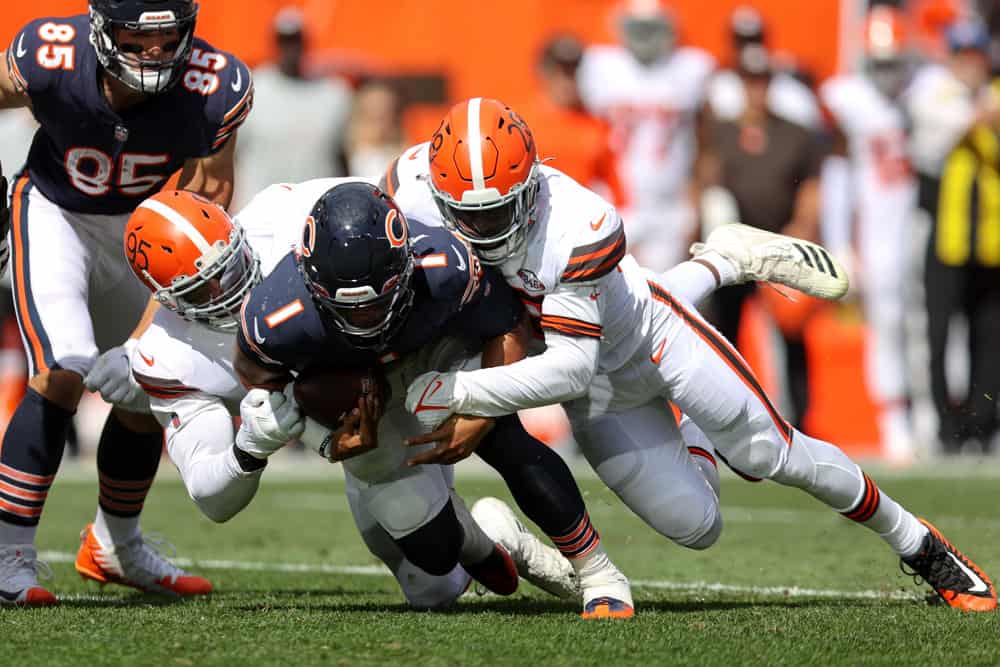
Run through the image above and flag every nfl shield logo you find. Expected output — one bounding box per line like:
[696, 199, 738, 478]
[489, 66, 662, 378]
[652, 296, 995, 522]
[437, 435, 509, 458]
[518, 269, 545, 292]
[115, 125, 129, 142]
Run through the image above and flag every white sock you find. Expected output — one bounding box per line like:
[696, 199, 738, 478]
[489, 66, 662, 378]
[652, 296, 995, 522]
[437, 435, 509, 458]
[0, 520, 36, 546]
[568, 542, 612, 578]
[863, 493, 929, 558]
[93, 507, 141, 546]
[659, 254, 737, 304]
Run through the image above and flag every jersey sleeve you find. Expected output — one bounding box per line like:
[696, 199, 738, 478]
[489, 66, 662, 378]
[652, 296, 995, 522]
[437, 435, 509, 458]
[539, 283, 603, 340]
[5, 18, 61, 97]
[559, 208, 627, 286]
[205, 53, 254, 155]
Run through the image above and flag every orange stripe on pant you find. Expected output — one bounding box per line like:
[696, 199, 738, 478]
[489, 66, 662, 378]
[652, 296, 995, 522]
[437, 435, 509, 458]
[10, 176, 49, 375]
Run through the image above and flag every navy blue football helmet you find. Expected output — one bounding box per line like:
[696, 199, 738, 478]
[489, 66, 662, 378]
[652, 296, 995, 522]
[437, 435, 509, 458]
[89, 0, 199, 94]
[296, 182, 415, 350]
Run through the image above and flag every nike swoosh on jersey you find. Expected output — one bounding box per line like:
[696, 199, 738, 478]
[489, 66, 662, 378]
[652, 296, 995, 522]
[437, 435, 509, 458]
[253, 318, 266, 345]
[415, 377, 450, 413]
[410, 234, 429, 244]
[231, 67, 243, 92]
[15, 34, 26, 58]
[139, 351, 155, 367]
[948, 552, 990, 594]
[590, 213, 607, 231]
[650, 337, 667, 365]
[451, 246, 467, 272]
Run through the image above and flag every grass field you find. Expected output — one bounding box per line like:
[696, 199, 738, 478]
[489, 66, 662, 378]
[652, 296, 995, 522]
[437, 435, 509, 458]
[2, 463, 999, 666]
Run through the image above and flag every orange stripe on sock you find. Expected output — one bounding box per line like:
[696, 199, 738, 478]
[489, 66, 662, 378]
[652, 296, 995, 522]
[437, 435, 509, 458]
[0, 463, 54, 487]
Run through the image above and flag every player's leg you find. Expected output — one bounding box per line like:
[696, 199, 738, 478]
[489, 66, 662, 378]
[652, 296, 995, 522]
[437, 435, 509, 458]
[965, 268, 1000, 446]
[344, 472, 470, 609]
[0, 180, 95, 605]
[653, 285, 996, 611]
[568, 398, 722, 551]
[474, 414, 627, 606]
[73, 212, 210, 596]
[344, 404, 518, 595]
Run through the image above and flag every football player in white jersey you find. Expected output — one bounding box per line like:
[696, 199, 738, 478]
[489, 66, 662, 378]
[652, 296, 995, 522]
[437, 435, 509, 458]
[110, 183, 593, 611]
[395, 98, 996, 612]
[819, 7, 917, 463]
[576, 0, 715, 271]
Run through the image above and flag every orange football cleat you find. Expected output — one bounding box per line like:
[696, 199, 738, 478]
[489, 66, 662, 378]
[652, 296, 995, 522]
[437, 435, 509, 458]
[75, 523, 212, 597]
[901, 519, 996, 612]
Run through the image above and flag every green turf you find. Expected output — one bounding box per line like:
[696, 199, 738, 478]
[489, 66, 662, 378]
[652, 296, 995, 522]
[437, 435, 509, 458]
[2, 469, 999, 666]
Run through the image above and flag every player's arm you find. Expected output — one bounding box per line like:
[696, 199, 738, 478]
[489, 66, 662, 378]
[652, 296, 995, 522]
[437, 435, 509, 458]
[175, 131, 238, 209]
[0, 51, 30, 110]
[149, 390, 264, 523]
[407, 283, 602, 420]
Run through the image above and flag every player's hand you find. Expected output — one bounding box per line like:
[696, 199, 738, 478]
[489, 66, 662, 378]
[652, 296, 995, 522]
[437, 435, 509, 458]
[0, 163, 11, 277]
[85, 339, 142, 406]
[405, 371, 460, 432]
[405, 414, 495, 466]
[305, 392, 381, 462]
[236, 387, 305, 459]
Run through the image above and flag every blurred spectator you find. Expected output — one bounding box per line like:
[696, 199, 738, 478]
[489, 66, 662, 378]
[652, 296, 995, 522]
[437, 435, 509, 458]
[707, 5, 821, 129]
[577, 0, 715, 271]
[819, 6, 917, 463]
[234, 6, 352, 209]
[516, 34, 625, 206]
[342, 79, 406, 181]
[907, 18, 1000, 453]
[700, 45, 824, 427]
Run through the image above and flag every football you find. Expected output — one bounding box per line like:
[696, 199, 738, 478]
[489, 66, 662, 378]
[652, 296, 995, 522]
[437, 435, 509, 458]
[292, 365, 386, 430]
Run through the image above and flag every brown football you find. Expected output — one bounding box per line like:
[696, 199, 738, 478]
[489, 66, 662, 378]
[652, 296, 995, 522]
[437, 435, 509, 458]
[293, 365, 386, 430]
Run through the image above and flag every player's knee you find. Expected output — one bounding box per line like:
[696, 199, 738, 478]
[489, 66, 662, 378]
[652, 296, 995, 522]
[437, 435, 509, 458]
[395, 500, 463, 577]
[28, 369, 84, 411]
[111, 406, 161, 434]
[680, 510, 723, 550]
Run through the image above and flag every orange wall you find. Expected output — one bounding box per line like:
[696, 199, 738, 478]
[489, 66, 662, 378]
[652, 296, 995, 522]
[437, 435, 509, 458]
[4, 1, 842, 101]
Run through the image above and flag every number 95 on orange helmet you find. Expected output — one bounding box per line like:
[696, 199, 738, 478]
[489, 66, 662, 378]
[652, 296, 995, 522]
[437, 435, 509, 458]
[427, 97, 540, 265]
[124, 189, 261, 331]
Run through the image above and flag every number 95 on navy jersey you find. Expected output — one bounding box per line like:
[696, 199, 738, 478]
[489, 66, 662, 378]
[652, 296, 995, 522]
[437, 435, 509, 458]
[5, 14, 253, 215]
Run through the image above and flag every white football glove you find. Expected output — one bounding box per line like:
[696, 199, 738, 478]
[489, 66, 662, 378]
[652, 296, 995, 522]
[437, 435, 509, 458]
[235, 387, 305, 459]
[85, 339, 141, 406]
[405, 371, 460, 432]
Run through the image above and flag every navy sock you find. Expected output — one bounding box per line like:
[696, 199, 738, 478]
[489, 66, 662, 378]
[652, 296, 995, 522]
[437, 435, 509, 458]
[0, 388, 74, 526]
[96, 411, 162, 518]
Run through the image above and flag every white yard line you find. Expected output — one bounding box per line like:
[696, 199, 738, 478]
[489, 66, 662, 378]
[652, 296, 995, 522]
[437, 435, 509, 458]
[38, 551, 921, 601]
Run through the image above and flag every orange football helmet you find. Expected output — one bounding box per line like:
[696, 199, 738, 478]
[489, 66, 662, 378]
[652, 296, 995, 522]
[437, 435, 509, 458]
[427, 97, 540, 265]
[124, 190, 260, 331]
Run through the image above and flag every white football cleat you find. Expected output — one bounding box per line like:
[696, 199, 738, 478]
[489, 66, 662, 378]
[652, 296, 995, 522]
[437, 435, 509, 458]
[75, 524, 212, 597]
[691, 223, 849, 300]
[470, 497, 579, 600]
[0, 544, 56, 606]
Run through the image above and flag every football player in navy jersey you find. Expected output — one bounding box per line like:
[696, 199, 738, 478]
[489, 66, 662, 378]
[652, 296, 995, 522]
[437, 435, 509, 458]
[235, 182, 634, 617]
[0, 0, 253, 604]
